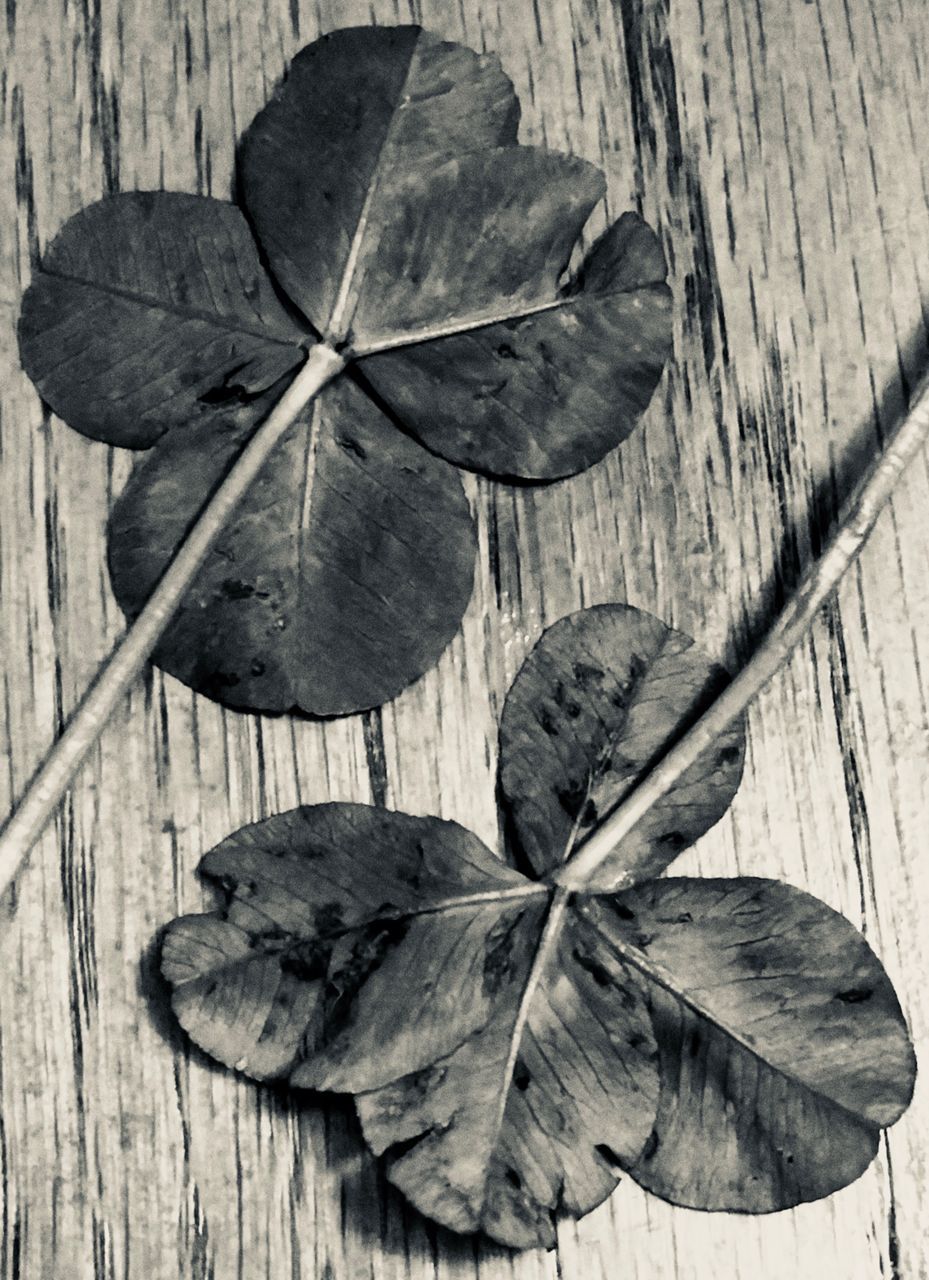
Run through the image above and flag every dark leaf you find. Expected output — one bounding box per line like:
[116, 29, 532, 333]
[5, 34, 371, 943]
[18, 192, 309, 448]
[331, 146, 606, 354]
[360, 211, 673, 479]
[582, 879, 916, 1211]
[108, 377, 476, 715]
[242, 28, 671, 479]
[238, 24, 521, 338]
[17, 25, 672, 720]
[158, 609, 915, 1248]
[498, 604, 746, 888]
[161, 803, 659, 1248]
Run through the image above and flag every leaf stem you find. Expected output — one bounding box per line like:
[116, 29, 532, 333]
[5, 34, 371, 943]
[0, 342, 346, 900]
[554, 369, 929, 890]
[490, 884, 569, 1159]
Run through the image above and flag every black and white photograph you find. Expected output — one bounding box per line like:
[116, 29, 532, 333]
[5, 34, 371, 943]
[0, 3, 926, 1277]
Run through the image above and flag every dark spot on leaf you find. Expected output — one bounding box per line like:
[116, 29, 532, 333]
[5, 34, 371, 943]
[556, 780, 586, 819]
[539, 709, 559, 737]
[572, 947, 611, 987]
[399, 1063, 447, 1101]
[594, 1143, 623, 1170]
[313, 902, 344, 935]
[197, 360, 254, 405]
[633, 932, 653, 950]
[512, 1058, 531, 1091]
[336, 434, 367, 460]
[573, 662, 603, 686]
[836, 988, 872, 1004]
[612, 902, 636, 921]
[659, 831, 687, 851]
[718, 744, 742, 765]
[321, 919, 408, 1041]
[195, 665, 242, 698]
[496, 342, 517, 359]
[612, 983, 637, 1012]
[281, 937, 330, 982]
[250, 659, 266, 677]
[628, 1032, 647, 1049]
[640, 1130, 660, 1161]
[564, 699, 582, 719]
[504, 1166, 522, 1189]
[483, 913, 522, 995]
[221, 578, 255, 600]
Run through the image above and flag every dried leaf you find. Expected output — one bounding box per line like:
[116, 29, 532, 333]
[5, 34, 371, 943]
[359, 211, 672, 479]
[238, 24, 522, 338]
[108, 378, 476, 715]
[18, 192, 308, 448]
[159, 604, 916, 1247]
[583, 879, 914, 1211]
[17, 25, 672, 715]
[162, 804, 659, 1247]
[498, 604, 745, 888]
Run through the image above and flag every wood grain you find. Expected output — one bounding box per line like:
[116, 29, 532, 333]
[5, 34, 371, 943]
[1, 0, 928, 1276]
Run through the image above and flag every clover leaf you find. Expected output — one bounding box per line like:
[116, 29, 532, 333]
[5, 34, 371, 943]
[17, 25, 672, 717]
[159, 604, 915, 1248]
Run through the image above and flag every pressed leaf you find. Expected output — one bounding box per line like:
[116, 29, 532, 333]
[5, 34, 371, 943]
[162, 805, 537, 1082]
[582, 879, 916, 1210]
[107, 376, 475, 715]
[16, 25, 673, 726]
[360, 211, 673, 479]
[499, 604, 745, 888]
[238, 24, 522, 338]
[162, 803, 659, 1248]
[159, 604, 916, 1248]
[241, 26, 672, 479]
[18, 192, 309, 448]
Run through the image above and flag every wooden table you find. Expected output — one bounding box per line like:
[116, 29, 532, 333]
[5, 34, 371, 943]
[1, 1, 927, 1276]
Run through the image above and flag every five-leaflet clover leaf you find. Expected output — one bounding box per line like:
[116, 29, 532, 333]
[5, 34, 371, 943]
[159, 605, 915, 1248]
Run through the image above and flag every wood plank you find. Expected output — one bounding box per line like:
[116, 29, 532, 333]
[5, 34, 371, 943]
[0, 0, 926, 1275]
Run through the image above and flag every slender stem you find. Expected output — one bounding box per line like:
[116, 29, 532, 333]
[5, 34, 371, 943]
[554, 369, 929, 889]
[0, 342, 346, 899]
[490, 885, 569, 1146]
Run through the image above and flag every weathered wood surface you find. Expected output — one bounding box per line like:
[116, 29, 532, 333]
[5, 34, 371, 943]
[1, 0, 928, 1275]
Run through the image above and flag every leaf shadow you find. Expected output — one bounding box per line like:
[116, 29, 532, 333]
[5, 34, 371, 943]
[330, 1105, 525, 1269]
[139, 928, 526, 1266]
[139, 925, 212, 1067]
